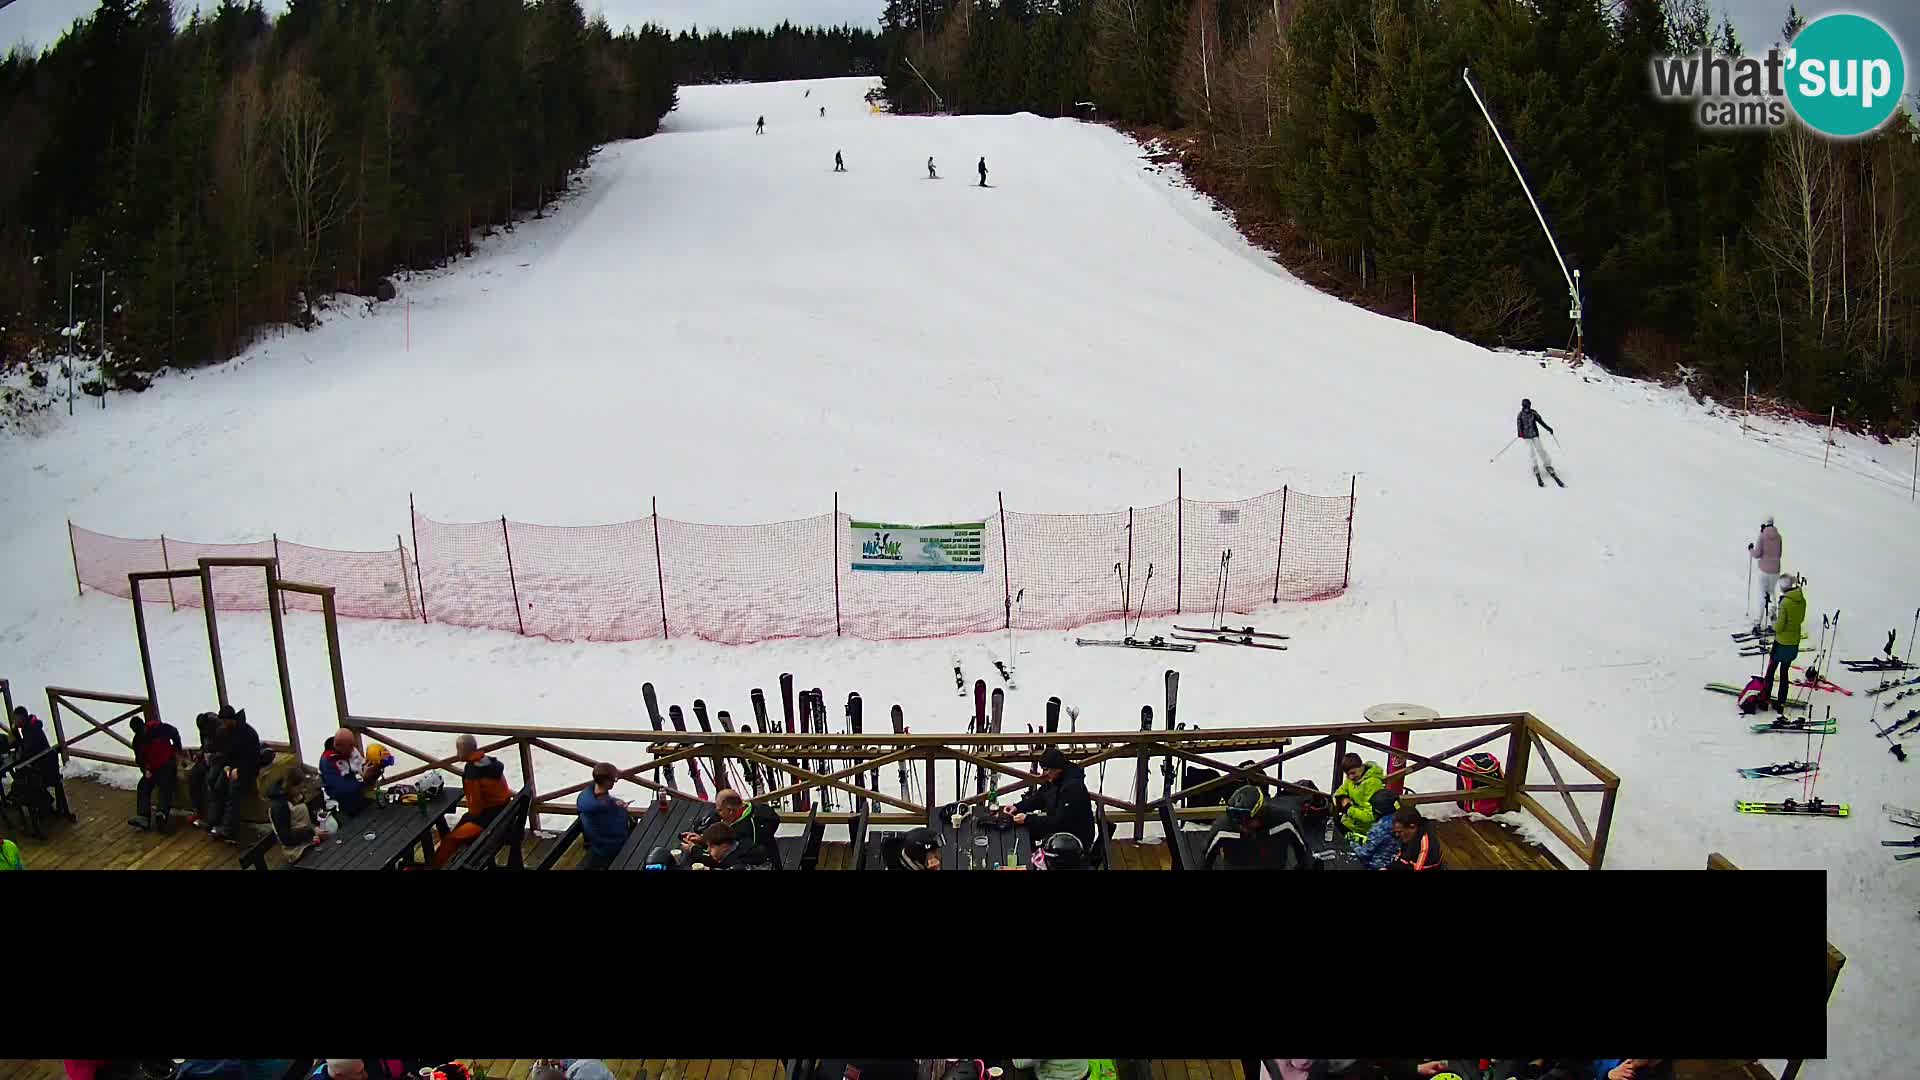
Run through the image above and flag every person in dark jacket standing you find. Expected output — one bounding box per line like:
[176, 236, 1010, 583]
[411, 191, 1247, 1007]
[927, 156, 938, 179]
[10, 706, 67, 822]
[207, 705, 261, 842]
[683, 788, 783, 867]
[127, 711, 182, 831]
[1386, 806, 1445, 871]
[576, 762, 632, 870]
[1516, 398, 1558, 486]
[755, 115, 765, 134]
[1206, 785, 1311, 869]
[833, 150, 845, 173]
[977, 156, 988, 187]
[1012, 748, 1095, 851]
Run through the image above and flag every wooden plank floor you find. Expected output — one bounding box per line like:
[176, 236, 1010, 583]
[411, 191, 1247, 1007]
[16, 781, 1557, 872]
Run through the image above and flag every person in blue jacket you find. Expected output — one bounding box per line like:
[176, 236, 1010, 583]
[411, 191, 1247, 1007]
[1349, 789, 1402, 869]
[576, 762, 632, 870]
[318, 727, 385, 816]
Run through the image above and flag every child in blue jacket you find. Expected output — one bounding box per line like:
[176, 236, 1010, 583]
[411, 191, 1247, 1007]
[1350, 789, 1401, 870]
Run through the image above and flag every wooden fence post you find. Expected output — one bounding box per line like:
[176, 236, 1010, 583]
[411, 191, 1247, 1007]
[519, 738, 540, 833]
[160, 534, 176, 611]
[1272, 486, 1288, 603]
[1342, 475, 1357, 591]
[409, 493, 429, 624]
[832, 492, 843, 637]
[1502, 715, 1532, 814]
[652, 496, 669, 639]
[501, 516, 526, 636]
[68, 519, 83, 598]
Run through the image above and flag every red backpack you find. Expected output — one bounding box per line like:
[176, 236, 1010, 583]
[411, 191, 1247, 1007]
[1456, 752, 1505, 815]
[1738, 675, 1769, 714]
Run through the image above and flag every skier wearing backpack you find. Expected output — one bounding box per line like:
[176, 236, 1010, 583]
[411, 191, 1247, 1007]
[1516, 398, 1558, 486]
[1748, 516, 1783, 630]
[1762, 573, 1808, 712]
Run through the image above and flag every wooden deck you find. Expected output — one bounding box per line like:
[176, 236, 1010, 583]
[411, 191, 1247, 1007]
[9, 779, 1566, 871]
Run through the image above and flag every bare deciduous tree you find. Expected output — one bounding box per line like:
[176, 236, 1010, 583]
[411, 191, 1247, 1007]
[275, 69, 354, 324]
[1752, 122, 1835, 340]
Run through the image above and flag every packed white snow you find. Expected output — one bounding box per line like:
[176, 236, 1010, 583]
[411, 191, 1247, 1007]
[2, 78, 1915, 1072]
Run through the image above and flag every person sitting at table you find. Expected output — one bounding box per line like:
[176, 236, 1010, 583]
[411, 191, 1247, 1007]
[576, 762, 632, 870]
[183, 711, 221, 827]
[1349, 789, 1403, 870]
[205, 705, 262, 843]
[319, 727, 386, 817]
[1386, 806, 1446, 872]
[428, 733, 517, 868]
[1206, 784, 1311, 869]
[267, 764, 329, 862]
[1010, 747, 1095, 853]
[685, 821, 771, 870]
[879, 825, 944, 870]
[681, 787, 782, 867]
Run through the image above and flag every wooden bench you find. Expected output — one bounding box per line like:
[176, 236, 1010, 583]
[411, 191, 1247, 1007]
[445, 788, 532, 871]
[1159, 801, 1211, 871]
[848, 808, 877, 870]
[775, 804, 823, 871]
[238, 831, 275, 870]
[534, 818, 587, 871]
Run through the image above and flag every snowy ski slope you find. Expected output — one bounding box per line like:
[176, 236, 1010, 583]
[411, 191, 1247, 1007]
[2, 78, 1916, 1070]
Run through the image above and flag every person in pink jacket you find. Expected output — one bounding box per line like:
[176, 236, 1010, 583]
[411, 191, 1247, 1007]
[1749, 515, 1783, 631]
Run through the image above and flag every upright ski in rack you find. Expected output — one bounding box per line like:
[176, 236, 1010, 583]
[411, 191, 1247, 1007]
[890, 703, 913, 805]
[643, 682, 676, 793]
[811, 688, 833, 811]
[668, 704, 707, 800]
[847, 693, 868, 814]
[778, 674, 808, 811]
[693, 699, 730, 792]
[1045, 696, 1061, 735]
[716, 709, 758, 796]
[751, 688, 784, 807]
[1162, 670, 1179, 809]
[973, 679, 989, 796]
[990, 688, 1004, 734]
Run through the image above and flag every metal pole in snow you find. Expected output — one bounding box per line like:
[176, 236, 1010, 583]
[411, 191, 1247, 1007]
[1742, 370, 1749, 434]
[1823, 406, 1835, 468]
[1911, 432, 1917, 501]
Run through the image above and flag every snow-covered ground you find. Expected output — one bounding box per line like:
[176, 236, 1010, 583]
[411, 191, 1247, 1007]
[3, 77, 1916, 1069]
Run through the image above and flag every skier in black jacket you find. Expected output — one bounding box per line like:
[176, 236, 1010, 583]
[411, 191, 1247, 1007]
[207, 705, 262, 842]
[128, 711, 183, 831]
[1516, 398, 1558, 486]
[1012, 748, 1095, 851]
[1206, 785, 1312, 869]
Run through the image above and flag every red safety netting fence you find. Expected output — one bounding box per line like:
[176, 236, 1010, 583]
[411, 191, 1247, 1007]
[69, 477, 1355, 645]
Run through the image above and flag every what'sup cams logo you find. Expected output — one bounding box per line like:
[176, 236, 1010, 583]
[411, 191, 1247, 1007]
[1651, 11, 1907, 137]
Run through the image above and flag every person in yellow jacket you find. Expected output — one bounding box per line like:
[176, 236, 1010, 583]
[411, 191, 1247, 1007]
[1762, 573, 1808, 713]
[0, 819, 23, 870]
[1332, 753, 1387, 842]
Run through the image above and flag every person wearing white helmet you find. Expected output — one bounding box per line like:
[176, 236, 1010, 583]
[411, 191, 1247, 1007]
[1749, 515, 1783, 631]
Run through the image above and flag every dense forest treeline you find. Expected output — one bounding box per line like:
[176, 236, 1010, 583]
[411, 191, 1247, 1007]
[880, 0, 1920, 430]
[0, 6, 873, 392]
[672, 23, 885, 84]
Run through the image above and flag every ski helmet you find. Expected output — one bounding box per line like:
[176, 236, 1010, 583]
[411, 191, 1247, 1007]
[1368, 788, 1399, 820]
[1036, 831, 1086, 870]
[1226, 784, 1265, 822]
[900, 826, 944, 869]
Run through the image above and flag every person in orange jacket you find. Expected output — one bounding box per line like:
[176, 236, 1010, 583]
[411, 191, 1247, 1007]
[429, 734, 515, 868]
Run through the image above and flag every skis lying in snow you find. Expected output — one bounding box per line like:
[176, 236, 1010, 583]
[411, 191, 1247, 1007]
[1896, 850, 1920, 861]
[1751, 716, 1836, 734]
[1074, 636, 1198, 653]
[1872, 708, 1920, 739]
[1888, 804, 1920, 828]
[1868, 674, 1920, 696]
[994, 659, 1015, 689]
[1841, 658, 1916, 672]
[1174, 625, 1290, 640]
[1879, 686, 1920, 709]
[1731, 629, 1773, 642]
[1704, 683, 1809, 709]
[1735, 798, 1848, 818]
[1737, 761, 1818, 779]
[1795, 673, 1851, 695]
[1882, 836, 1920, 848]
[1171, 633, 1288, 651]
[953, 657, 965, 696]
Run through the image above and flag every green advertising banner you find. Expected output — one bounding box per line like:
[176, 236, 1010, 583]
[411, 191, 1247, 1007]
[850, 520, 987, 573]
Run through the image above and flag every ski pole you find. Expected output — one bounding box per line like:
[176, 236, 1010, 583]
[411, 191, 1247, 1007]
[1744, 554, 1753, 622]
[1490, 438, 1517, 463]
[1906, 608, 1918, 670]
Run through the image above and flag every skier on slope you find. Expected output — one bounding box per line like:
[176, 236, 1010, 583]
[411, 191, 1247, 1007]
[833, 150, 845, 173]
[1762, 572, 1808, 713]
[755, 116, 765, 134]
[927, 156, 937, 179]
[1515, 398, 1558, 485]
[1748, 515, 1783, 631]
[977, 156, 989, 187]
[820, 106, 826, 118]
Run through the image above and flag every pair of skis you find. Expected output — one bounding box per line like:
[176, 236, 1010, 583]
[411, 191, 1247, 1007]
[1737, 761, 1817, 779]
[1076, 635, 1196, 652]
[1170, 625, 1289, 651]
[1752, 715, 1836, 734]
[1868, 673, 1920, 696]
[1735, 797, 1848, 817]
[1883, 835, 1920, 861]
[1703, 682, 1808, 710]
[1532, 463, 1565, 487]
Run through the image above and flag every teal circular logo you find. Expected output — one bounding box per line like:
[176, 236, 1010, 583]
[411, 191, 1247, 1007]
[1785, 13, 1906, 137]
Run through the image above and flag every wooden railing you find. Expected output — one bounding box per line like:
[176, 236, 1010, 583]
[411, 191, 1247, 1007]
[347, 709, 1621, 867]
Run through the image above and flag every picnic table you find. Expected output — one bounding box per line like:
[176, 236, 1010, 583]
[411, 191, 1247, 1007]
[937, 815, 1032, 871]
[290, 785, 463, 871]
[609, 797, 710, 870]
